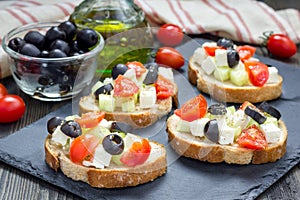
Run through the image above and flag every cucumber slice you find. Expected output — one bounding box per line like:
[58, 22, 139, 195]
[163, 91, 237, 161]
[213, 66, 230, 81]
[122, 99, 135, 112]
[176, 119, 190, 132]
[230, 68, 248, 86]
[99, 94, 115, 112]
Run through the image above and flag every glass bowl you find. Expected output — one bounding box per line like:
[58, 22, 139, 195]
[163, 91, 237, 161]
[2, 22, 104, 101]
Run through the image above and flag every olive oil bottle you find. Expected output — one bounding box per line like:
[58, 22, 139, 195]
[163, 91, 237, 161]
[69, 0, 153, 78]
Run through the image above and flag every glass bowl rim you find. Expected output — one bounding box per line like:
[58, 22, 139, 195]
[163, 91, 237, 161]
[1, 21, 104, 63]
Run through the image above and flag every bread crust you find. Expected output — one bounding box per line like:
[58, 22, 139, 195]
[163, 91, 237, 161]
[166, 115, 287, 165]
[44, 135, 167, 188]
[79, 86, 178, 128]
[188, 57, 283, 103]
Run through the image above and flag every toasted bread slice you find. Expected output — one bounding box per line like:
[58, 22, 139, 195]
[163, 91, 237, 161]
[188, 56, 283, 103]
[166, 114, 287, 165]
[45, 135, 167, 188]
[79, 87, 178, 128]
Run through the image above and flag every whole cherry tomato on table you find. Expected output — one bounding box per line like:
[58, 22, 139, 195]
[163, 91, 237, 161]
[156, 24, 184, 47]
[0, 94, 26, 123]
[0, 83, 8, 99]
[262, 32, 297, 59]
[155, 47, 185, 69]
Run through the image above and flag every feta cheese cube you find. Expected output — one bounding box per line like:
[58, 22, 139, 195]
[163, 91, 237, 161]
[215, 49, 228, 67]
[260, 123, 282, 143]
[158, 67, 174, 82]
[84, 144, 112, 169]
[267, 67, 280, 83]
[201, 56, 216, 75]
[140, 86, 157, 109]
[202, 42, 217, 47]
[232, 109, 250, 129]
[51, 126, 69, 146]
[123, 68, 138, 84]
[193, 47, 207, 66]
[189, 118, 210, 137]
[218, 123, 237, 145]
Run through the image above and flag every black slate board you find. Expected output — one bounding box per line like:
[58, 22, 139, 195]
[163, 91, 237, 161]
[1, 39, 300, 200]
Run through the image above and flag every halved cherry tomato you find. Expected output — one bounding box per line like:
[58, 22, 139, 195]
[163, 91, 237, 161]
[155, 75, 175, 99]
[120, 139, 151, 167]
[236, 45, 256, 61]
[239, 101, 255, 111]
[75, 111, 105, 129]
[155, 47, 184, 69]
[236, 124, 268, 150]
[156, 23, 183, 47]
[126, 61, 147, 77]
[266, 33, 297, 58]
[203, 46, 224, 56]
[0, 83, 8, 99]
[69, 133, 100, 164]
[0, 94, 26, 123]
[174, 94, 207, 122]
[113, 75, 139, 97]
[244, 60, 269, 87]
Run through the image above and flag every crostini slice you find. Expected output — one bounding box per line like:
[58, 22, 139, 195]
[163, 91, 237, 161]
[45, 112, 167, 188]
[166, 95, 287, 164]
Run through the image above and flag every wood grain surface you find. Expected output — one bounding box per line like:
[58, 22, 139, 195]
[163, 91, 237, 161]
[1, 1, 300, 200]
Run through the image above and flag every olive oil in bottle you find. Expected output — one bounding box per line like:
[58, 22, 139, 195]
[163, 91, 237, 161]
[69, 0, 153, 78]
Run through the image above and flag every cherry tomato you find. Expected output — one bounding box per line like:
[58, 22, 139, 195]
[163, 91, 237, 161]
[174, 94, 207, 122]
[0, 83, 8, 99]
[113, 75, 139, 97]
[0, 94, 26, 123]
[156, 23, 183, 46]
[236, 45, 256, 61]
[155, 47, 184, 69]
[236, 125, 268, 150]
[266, 33, 297, 58]
[69, 133, 100, 164]
[155, 75, 175, 99]
[75, 111, 105, 129]
[203, 46, 224, 57]
[244, 60, 269, 87]
[126, 61, 147, 77]
[120, 139, 151, 167]
[239, 101, 255, 111]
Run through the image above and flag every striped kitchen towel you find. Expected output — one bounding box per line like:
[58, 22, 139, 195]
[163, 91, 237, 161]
[135, 0, 300, 45]
[0, 0, 82, 79]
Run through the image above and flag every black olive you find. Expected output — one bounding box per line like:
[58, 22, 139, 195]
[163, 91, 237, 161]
[49, 39, 70, 54]
[102, 134, 124, 155]
[58, 21, 77, 42]
[76, 28, 99, 49]
[244, 106, 267, 124]
[60, 120, 82, 138]
[227, 49, 240, 68]
[204, 119, 219, 143]
[8, 37, 25, 52]
[143, 62, 158, 85]
[45, 26, 66, 45]
[112, 64, 128, 79]
[94, 83, 114, 99]
[48, 49, 67, 58]
[24, 31, 45, 50]
[217, 38, 234, 49]
[19, 43, 41, 57]
[258, 102, 281, 120]
[47, 116, 65, 134]
[208, 103, 227, 116]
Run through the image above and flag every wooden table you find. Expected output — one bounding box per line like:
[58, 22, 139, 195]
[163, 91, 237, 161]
[1, 1, 300, 200]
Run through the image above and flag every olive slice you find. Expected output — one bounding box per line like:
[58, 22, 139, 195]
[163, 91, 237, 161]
[227, 49, 240, 68]
[258, 101, 281, 120]
[244, 106, 267, 124]
[47, 116, 64, 134]
[216, 38, 234, 49]
[102, 134, 124, 155]
[60, 120, 82, 138]
[143, 62, 158, 85]
[94, 83, 114, 99]
[204, 119, 219, 143]
[208, 103, 227, 116]
[110, 121, 130, 135]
